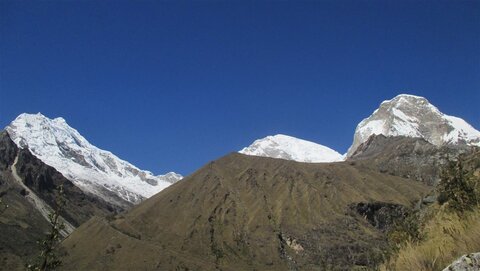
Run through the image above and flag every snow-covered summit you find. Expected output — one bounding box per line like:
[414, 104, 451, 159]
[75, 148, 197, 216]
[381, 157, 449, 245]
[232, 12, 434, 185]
[239, 134, 344, 163]
[6, 113, 182, 205]
[347, 94, 480, 157]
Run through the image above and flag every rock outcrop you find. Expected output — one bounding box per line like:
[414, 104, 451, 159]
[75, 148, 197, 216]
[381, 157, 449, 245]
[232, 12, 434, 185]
[442, 253, 480, 271]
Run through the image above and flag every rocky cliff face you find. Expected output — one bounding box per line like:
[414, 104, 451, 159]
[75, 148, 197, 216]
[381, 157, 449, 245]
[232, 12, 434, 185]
[0, 131, 122, 269]
[348, 134, 475, 185]
[347, 94, 480, 157]
[442, 253, 480, 271]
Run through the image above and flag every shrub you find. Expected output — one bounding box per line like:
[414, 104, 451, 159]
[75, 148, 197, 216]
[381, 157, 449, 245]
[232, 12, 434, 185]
[27, 185, 66, 271]
[437, 160, 477, 213]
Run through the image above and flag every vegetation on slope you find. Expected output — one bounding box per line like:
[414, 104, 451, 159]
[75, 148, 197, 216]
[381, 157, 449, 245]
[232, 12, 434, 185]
[381, 150, 480, 271]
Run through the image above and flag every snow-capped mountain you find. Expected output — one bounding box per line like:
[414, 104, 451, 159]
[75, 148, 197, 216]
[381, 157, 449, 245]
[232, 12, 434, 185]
[6, 113, 182, 205]
[347, 94, 480, 157]
[239, 134, 344, 162]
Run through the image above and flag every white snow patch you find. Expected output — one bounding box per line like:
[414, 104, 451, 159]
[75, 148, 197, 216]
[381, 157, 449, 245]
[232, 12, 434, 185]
[444, 115, 480, 145]
[240, 134, 343, 163]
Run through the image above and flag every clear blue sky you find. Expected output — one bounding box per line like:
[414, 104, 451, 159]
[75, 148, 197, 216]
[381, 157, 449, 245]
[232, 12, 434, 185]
[1, 0, 479, 175]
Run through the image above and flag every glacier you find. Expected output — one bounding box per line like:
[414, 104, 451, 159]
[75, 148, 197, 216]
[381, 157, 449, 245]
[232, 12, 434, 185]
[6, 113, 182, 205]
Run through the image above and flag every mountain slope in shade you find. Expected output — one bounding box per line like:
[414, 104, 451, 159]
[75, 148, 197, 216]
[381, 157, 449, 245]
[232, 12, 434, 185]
[0, 130, 121, 270]
[239, 134, 344, 162]
[5, 113, 182, 205]
[347, 94, 480, 157]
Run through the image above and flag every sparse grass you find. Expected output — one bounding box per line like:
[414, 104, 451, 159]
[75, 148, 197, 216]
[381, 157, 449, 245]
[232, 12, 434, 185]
[382, 152, 480, 271]
[381, 205, 480, 271]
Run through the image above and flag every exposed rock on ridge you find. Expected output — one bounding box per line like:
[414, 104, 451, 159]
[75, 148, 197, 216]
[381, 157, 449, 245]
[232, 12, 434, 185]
[347, 134, 474, 185]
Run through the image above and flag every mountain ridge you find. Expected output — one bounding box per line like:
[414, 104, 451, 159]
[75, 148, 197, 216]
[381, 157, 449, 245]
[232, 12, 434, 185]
[239, 94, 480, 162]
[6, 113, 182, 206]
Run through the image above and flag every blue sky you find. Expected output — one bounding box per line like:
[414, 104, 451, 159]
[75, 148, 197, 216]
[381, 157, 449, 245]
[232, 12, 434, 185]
[1, 0, 479, 175]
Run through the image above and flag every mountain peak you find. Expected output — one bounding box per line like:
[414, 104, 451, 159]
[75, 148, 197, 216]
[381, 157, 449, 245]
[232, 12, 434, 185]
[391, 93, 428, 100]
[6, 113, 182, 205]
[389, 93, 427, 101]
[16, 112, 64, 123]
[382, 94, 439, 112]
[239, 134, 344, 163]
[347, 94, 480, 157]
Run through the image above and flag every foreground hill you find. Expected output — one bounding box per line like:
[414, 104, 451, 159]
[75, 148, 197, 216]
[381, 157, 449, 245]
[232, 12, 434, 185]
[61, 153, 429, 270]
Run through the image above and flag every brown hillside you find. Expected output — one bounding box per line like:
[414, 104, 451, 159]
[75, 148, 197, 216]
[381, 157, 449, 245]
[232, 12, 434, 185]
[61, 153, 430, 270]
